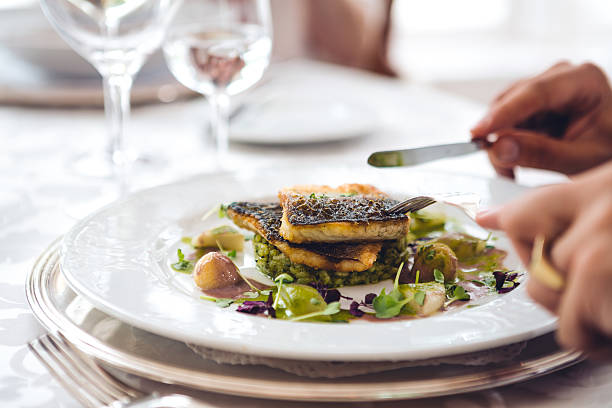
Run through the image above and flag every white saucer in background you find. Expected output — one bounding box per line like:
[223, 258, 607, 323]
[230, 95, 380, 144]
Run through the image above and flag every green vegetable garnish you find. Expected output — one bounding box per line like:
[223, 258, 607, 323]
[444, 285, 470, 307]
[226, 249, 237, 258]
[273, 273, 294, 309]
[199, 295, 233, 308]
[309, 193, 316, 199]
[218, 204, 228, 218]
[433, 269, 445, 284]
[372, 262, 411, 318]
[171, 249, 193, 273]
[290, 301, 341, 321]
[215, 298, 233, 308]
[414, 291, 426, 306]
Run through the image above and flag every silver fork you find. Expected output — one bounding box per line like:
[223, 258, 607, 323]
[28, 333, 214, 408]
[386, 195, 437, 214]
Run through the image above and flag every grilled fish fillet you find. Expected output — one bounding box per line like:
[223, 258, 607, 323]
[278, 184, 410, 244]
[227, 202, 382, 273]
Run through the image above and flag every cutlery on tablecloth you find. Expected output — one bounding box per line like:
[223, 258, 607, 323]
[28, 333, 214, 408]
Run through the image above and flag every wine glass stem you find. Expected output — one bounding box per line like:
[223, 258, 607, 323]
[209, 92, 230, 163]
[103, 74, 133, 169]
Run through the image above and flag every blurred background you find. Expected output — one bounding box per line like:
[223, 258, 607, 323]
[2, 0, 612, 105]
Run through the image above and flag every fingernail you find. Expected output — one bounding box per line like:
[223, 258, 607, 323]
[494, 138, 520, 164]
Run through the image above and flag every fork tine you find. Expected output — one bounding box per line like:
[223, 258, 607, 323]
[39, 335, 119, 406]
[56, 332, 141, 400]
[388, 196, 436, 214]
[30, 334, 141, 408]
[29, 337, 100, 408]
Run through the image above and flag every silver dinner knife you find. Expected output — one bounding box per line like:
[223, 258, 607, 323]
[367, 141, 485, 167]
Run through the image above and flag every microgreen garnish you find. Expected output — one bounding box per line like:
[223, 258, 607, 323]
[237, 292, 276, 317]
[273, 273, 294, 309]
[199, 295, 233, 308]
[414, 291, 426, 306]
[371, 262, 411, 318]
[215, 239, 237, 259]
[226, 249, 237, 258]
[493, 271, 520, 293]
[218, 204, 228, 218]
[444, 285, 470, 307]
[433, 269, 445, 284]
[216, 298, 233, 308]
[349, 301, 365, 317]
[394, 262, 405, 289]
[372, 288, 410, 319]
[171, 249, 193, 273]
[290, 301, 341, 321]
[309, 193, 316, 199]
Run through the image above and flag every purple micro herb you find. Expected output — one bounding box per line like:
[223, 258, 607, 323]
[309, 283, 351, 303]
[349, 301, 365, 317]
[493, 271, 506, 291]
[237, 292, 276, 317]
[493, 271, 520, 294]
[364, 293, 377, 305]
[498, 281, 520, 294]
[236, 301, 268, 314]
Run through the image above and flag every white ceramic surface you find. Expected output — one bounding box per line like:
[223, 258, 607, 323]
[60, 167, 556, 362]
[230, 97, 380, 144]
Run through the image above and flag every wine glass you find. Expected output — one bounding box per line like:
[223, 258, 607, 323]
[163, 0, 272, 167]
[39, 0, 176, 177]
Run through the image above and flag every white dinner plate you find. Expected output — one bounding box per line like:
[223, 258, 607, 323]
[60, 166, 556, 361]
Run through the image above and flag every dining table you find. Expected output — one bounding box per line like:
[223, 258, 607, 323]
[2, 58, 612, 408]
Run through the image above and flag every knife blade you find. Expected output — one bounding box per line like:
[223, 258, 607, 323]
[367, 141, 484, 167]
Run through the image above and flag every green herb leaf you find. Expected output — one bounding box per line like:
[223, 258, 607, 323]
[274, 273, 294, 284]
[394, 262, 405, 290]
[414, 291, 426, 306]
[226, 249, 237, 258]
[171, 249, 193, 274]
[309, 193, 316, 199]
[433, 269, 445, 284]
[215, 298, 233, 308]
[372, 288, 409, 319]
[290, 301, 341, 321]
[444, 285, 471, 307]
[218, 204, 228, 218]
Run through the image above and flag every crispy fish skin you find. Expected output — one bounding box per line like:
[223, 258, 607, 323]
[278, 184, 410, 244]
[227, 202, 382, 273]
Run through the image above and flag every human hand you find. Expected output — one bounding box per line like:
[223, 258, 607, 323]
[471, 62, 612, 178]
[476, 161, 612, 357]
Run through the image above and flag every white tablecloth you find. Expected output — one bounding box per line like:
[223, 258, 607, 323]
[2, 60, 610, 408]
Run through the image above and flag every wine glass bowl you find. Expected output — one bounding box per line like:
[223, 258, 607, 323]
[162, 0, 272, 166]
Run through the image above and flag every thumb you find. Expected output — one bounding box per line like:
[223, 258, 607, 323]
[488, 129, 606, 175]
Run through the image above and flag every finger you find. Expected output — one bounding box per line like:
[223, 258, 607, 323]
[526, 276, 562, 314]
[475, 207, 502, 230]
[490, 156, 516, 179]
[556, 234, 612, 353]
[488, 129, 611, 175]
[551, 192, 612, 273]
[471, 62, 605, 137]
[495, 184, 577, 265]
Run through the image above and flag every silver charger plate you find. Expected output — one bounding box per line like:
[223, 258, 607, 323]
[26, 239, 585, 402]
